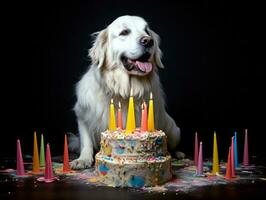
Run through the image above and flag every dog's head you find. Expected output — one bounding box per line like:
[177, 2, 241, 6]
[89, 15, 164, 76]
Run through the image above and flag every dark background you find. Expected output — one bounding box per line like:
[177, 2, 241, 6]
[1, 0, 265, 162]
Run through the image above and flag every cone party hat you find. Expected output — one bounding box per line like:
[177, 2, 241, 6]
[63, 134, 71, 172]
[32, 131, 40, 174]
[16, 139, 25, 176]
[212, 132, 220, 175]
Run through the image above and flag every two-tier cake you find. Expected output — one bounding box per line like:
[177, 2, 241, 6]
[95, 92, 172, 187]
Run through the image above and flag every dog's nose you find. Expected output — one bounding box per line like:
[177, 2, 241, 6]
[140, 36, 154, 48]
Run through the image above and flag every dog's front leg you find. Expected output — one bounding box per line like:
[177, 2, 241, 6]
[70, 120, 94, 169]
[160, 113, 185, 159]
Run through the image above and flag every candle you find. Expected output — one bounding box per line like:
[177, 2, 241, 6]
[141, 101, 147, 132]
[117, 102, 123, 129]
[108, 99, 116, 131]
[125, 89, 136, 134]
[148, 92, 155, 131]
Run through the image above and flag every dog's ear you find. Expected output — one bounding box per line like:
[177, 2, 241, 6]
[89, 29, 108, 68]
[149, 29, 164, 69]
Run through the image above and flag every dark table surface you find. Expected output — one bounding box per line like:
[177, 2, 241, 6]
[1, 157, 266, 200]
[1, 178, 266, 200]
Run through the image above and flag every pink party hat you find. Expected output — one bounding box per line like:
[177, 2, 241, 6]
[45, 144, 54, 180]
[37, 143, 58, 183]
[196, 141, 203, 175]
[243, 129, 249, 166]
[194, 132, 199, 166]
[16, 139, 25, 176]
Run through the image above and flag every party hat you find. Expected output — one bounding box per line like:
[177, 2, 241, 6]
[37, 143, 58, 183]
[212, 132, 220, 174]
[243, 129, 249, 166]
[16, 139, 25, 176]
[230, 137, 236, 177]
[63, 134, 71, 172]
[32, 131, 40, 174]
[225, 147, 232, 180]
[194, 132, 199, 166]
[45, 144, 53, 180]
[39, 134, 45, 167]
[196, 142, 203, 176]
[234, 132, 239, 168]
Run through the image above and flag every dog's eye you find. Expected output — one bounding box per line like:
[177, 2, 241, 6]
[119, 29, 130, 36]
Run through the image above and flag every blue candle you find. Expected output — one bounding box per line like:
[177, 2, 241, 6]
[234, 132, 239, 168]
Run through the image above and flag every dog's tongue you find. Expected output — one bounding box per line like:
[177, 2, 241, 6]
[136, 61, 153, 73]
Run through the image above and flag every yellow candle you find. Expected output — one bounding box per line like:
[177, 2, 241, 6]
[125, 89, 136, 134]
[108, 99, 116, 131]
[148, 92, 155, 131]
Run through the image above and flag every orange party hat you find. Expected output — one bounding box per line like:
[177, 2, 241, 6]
[225, 147, 232, 180]
[63, 134, 71, 172]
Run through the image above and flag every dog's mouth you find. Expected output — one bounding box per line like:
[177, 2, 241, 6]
[121, 53, 153, 76]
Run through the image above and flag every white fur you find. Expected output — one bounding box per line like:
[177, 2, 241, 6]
[71, 15, 181, 169]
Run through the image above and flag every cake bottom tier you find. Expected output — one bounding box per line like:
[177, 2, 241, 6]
[95, 154, 172, 187]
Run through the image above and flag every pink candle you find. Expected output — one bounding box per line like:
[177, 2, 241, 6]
[141, 102, 147, 132]
[117, 102, 123, 129]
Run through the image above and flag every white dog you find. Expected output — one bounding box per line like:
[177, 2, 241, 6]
[70, 15, 181, 169]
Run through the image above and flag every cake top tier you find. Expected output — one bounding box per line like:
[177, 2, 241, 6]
[102, 128, 165, 140]
[99, 129, 168, 159]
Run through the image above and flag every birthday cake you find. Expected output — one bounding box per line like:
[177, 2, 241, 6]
[95, 128, 172, 187]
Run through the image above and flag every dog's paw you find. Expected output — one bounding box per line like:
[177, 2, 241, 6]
[175, 151, 186, 159]
[70, 157, 93, 169]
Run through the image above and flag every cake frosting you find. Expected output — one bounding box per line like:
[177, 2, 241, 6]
[95, 128, 172, 187]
